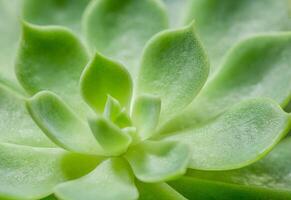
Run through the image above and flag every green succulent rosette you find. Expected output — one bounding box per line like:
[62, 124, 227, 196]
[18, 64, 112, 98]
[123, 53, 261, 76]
[0, 0, 290, 200]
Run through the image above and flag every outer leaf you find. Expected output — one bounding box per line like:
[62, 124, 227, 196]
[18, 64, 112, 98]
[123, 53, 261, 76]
[26, 91, 104, 155]
[137, 23, 209, 122]
[0, 0, 21, 84]
[88, 117, 131, 156]
[125, 140, 190, 182]
[22, 0, 90, 35]
[169, 137, 291, 200]
[83, 0, 168, 77]
[80, 52, 132, 113]
[161, 33, 291, 133]
[162, 0, 189, 27]
[165, 99, 291, 170]
[185, 0, 291, 75]
[16, 22, 89, 114]
[136, 181, 187, 200]
[0, 83, 54, 147]
[132, 95, 161, 140]
[54, 158, 138, 200]
[0, 142, 100, 200]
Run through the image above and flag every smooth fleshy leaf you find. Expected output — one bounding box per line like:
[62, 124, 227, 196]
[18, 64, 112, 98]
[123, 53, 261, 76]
[88, 117, 132, 156]
[16, 22, 89, 114]
[161, 33, 291, 133]
[164, 99, 291, 170]
[185, 0, 291, 75]
[0, 142, 100, 200]
[0, 0, 21, 84]
[132, 95, 161, 140]
[0, 83, 54, 147]
[136, 181, 187, 200]
[26, 91, 104, 155]
[125, 140, 190, 182]
[162, 0, 189, 27]
[137, 23, 209, 122]
[83, 0, 168, 77]
[186, 137, 291, 191]
[80, 52, 132, 113]
[114, 109, 132, 128]
[54, 158, 138, 200]
[104, 95, 122, 121]
[169, 137, 291, 200]
[22, 0, 90, 35]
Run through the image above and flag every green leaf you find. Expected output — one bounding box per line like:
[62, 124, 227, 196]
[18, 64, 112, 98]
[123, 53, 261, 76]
[132, 95, 161, 140]
[80, 52, 133, 113]
[169, 137, 291, 200]
[16, 22, 89, 114]
[104, 95, 122, 121]
[26, 91, 104, 155]
[186, 137, 291, 192]
[82, 0, 168, 77]
[0, 142, 100, 200]
[0, 83, 54, 147]
[185, 0, 291, 75]
[0, 0, 21, 84]
[136, 181, 187, 200]
[137, 23, 209, 123]
[22, 0, 90, 35]
[125, 140, 190, 182]
[161, 33, 291, 133]
[54, 158, 138, 200]
[88, 117, 132, 156]
[162, 0, 189, 27]
[164, 99, 291, 170]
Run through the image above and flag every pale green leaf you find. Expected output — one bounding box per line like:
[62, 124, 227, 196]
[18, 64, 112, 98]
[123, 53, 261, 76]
[162, 0, 189, 27]
[80, 52, 132, 113]
[26, 91, 104, 155]
[22, 0, 90, 35]
[137, 23, 209, 122]
[88, 117, 131, 156]
[54, 158, 138, 200]
[82, 0, 168, 77]
[125, 140, 190, 182]
[161, 33, 291, 133]
[0, 143, 100, 200]
[185, 0, 291, 75]
[16, 22, 89, 114]
[132, 95, 161, 140]
[165, 99, 291, 170]
[103, 95, 122, 121]
[136, 181, 187, 200]
[0, 83, 54, 147]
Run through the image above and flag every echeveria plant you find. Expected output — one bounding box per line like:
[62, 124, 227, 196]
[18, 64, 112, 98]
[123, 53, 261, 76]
[0, 0, 291, 200]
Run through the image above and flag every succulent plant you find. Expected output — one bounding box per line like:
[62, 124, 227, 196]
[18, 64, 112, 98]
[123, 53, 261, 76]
[0, 0, 290, 200]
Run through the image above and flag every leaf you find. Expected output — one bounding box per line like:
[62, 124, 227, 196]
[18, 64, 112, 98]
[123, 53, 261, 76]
[104, 95, 122, 121]
[26, 91, 104, 155]
[137, 23, 209, 123]
[0, 142, 100, 200]
[186, 137, 291, 192]
[0, 0, 22, 84]
[82, 0, 168, 77]
[132, 95, 161, 140]
[88, 117, 132, 156]
[0, 83, 54, 147]
[185, 0, 291, 75]
[169, 137, 291, 200]
[164, 99, 291, 170]
[136, 181, 187, 200]
[169, 176, 291, 200]
[80, 52, 132, 113]
[22, 0, 90, 35]
[125, 140, 190, 182]
[162, 0, 189, 27]
[16, 22, 89, 115]
[161, 33, 291, 133]
[54, 158, 138, 200]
